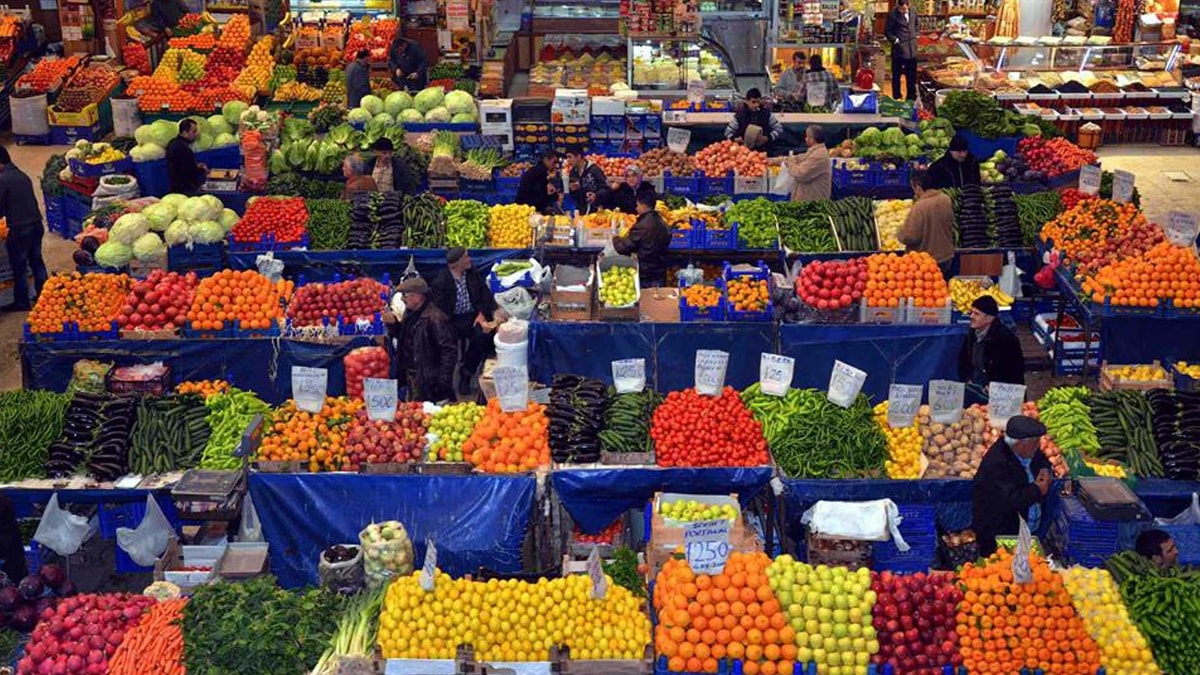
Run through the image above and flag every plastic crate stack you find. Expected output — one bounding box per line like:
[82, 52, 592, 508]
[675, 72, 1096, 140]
[98, 498, 183, 572]
[1159, 524, 1200, 566]
[1047, 495, 1121, 567]
[874, 504, 938, 573]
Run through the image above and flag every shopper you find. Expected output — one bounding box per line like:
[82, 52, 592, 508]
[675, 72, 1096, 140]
[382, 277, 458, 403]
[799, 54, 841, 109]
[725, 89, 783, 151]
[929, 135, 982, 190]
[564, 148, 609, 214]
[898, 168, 955, 276]
[342, 154, 378, 200]
[612, 192, 671, 288]
[775, 52, 807, 100]
[166, 118, 207, 196]
[971, 415, 1053, 558]
[959, 295, 1025, 403]
[345, 49, 372, 109]
[885, 0, 919, 100]
[0, 494, 27, 584]
[0, 147, 47, 313]
[370, 138, 419, 195]
[1135, 530, 1179, 568]
[608, 165, 657, 215]
[388, 35, 429, 91]
[775, 124, 831, 202]
[147, 0, 190, 32]
[429, 247, 498, 394]
[515, 150, 562, 214]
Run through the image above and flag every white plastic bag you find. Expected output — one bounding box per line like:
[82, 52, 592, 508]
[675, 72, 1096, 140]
[770, 164, 795, 196]
[495, 287, 535, 321]
[256, 252, 284, 282]
[801, 499, 909, 549]
[239, 493, 263, 542]
[33, 494, 95, 557]
[1156, 493, 1200, 526]
[496, 317, 529, 344]
[115, 496, 175, 566]
[999, 251, 1023, 299]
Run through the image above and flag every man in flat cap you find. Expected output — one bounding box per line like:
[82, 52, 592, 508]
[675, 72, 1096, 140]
[972, 415, 1052, 557]
[959, 295, 1025, 404]
[429, 247, 498, 394]
[382, 277, 458, 403]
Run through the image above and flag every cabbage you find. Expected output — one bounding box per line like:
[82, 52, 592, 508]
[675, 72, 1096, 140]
[130, 143, 166, 162]
[444, 91, 476, 117]
[110, 213, 151, 245]
[451, 112, 476, 124]
[186, 116, 212, 136]
[187, 220, 226, 244]
[200, 195, 224, 215]
[372, 112, 394, 127]
[133, 124, 156, 146]
[360, 95, 384, 116]
[142, 203, 177, 232]
[149, 120, 178, 145]
[399, 109, 423, 124]
[179, 196, 222, 223]
[132, 232, 167, 262]
[223, 100, 249, 126]
[164, 220, 190, 246]
[208, 115, 232, 136]
[219, 208, 239, 231]
[94, 241, 133, 268]
[194, 133, 214, 152]
[413, 87, 445, 114]
[161, 193, 188, 210]
[384, 91, 413, 115]
[347, 107, 372, 124]
[213, 132, 237, 148]
[328, 123, 355, 145]
[423, 106, 451, 123]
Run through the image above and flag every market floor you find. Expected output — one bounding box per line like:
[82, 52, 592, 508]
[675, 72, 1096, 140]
[0, 140, 1196, 391]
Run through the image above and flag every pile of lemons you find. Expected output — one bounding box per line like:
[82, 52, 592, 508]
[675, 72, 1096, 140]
[488, 204, 536, 247]
[1059, 567, 1160, 675]
[873, 401, 924, 479]
[873, 199, 911, 251]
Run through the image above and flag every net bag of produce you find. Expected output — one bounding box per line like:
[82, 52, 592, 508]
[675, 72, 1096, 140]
[318, 544, 365, 593]
[344, 346, 390, 399]
[359, 520, 414, 589]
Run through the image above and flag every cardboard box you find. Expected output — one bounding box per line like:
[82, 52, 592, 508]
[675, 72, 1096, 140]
[550, 265, 595, 321]
[552, 89, 591, 125]
[219, 542, 269, 578]
[591, 96, 627, 116]
[154, 539, 226, 590]
[596, 255, 640, 321]
[639, 287, 681, 322]
[647, 492, 760, 577]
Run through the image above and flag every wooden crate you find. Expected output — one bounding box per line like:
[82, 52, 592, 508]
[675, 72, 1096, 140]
[806, 530, 872, 569]
[1099, 360, 1173, 391]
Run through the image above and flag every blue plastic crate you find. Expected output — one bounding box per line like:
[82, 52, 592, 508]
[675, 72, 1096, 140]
[679, 281, 727, 322]
[702, 173, 734, 197]
[50, 121, 107, 145]
[168, 242, 227, 277]
[44, 193, 67, 236]
[833, 165, 877, 188]
[196, 146, 242, 170]
[496, 176, 521, 194]
[876, 163, 911, 187]
[14, 133, 52, 146]
[400, 122, 477, 133]
[181, 322, 236, 339]
[1045, 168, 1083, 190]
[1159, 524, 1200, 565]
[461, 178, 495, 193]
[68, 156, 133, 179]
[133, 158, 170, 197]
[701, 223, 739, 250]
[98, 498, 182, 539]
[841, 89, 879, 114]
[670, 223, 703, 249]
[228, 232, 310, 253]
[665, 172, 702, 197]
[22, 320, 120, 342]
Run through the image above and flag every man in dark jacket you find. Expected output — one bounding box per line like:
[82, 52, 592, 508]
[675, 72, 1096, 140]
[564, 148, 608, 214]
[929, 135, 982, 190]
[884, 0, 919, 100]
[608, 165, 657, 215]
[613, 192, 671, 287]
[959, 295, 1025, 404]
[515, 151, 561, 214]
[429, 247, 498, 394]
[148, 0, 189, 32]
[724, 88, 784, 152]
[388, 36, 428, 91]
[972, 415, 1052, 557]
[0, 146, 49, 312]
[166, 118, 207, 195]
[346, 49, 372, 109]
[383, 277, 458, 402]
[370, 138, 419, 195]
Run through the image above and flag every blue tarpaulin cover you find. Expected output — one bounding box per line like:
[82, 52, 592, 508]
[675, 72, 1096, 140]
[249, 472, 536, 588]
[779, 478, 976, 540]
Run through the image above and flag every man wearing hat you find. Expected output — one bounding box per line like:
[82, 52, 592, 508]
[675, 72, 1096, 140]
[429, 247, 498, 394]
[972, 415, 1052, 557]
[959, 295, 1025, 404]
[382, 277, 459, 403]
[929, 134, 982, 190]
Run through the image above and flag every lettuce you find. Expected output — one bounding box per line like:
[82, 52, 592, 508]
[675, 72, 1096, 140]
[372, 112, 394, 127]
[223, 100, 249, 126]
[213, 132, 238, 148]
[399, 109, 423, 124]
[94, 241, 133, 268]
[149, 120, 178, 145]
[208, 115, 232, 136]
[270, 149, 288, 174]
[130, 143, 165, 162]
[286, 140, 308, 169]
[413, 87, 445, 114]
[161, 193, 189, 209]
[186, 116, 212, 136]
[451, 112, 476, 124]
[179, 196, 222, 223]
[133, 124, 156, 146]
[132, 232, 167, 262]
[219, 208, 239, 231]
[187, 220, 226, 244]
[110, 213, 151, 245]
[283, 117, 314, 142]
[142, 202, 177, 232]
[423, 106, 451, 123]
[384, 91, 413, 115]
[347, 107, 372, 124]
[194, 133, 214, 151]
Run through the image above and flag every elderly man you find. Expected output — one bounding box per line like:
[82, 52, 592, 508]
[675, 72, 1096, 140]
[609, 164, 657, 215]
[972, 415, 1053, 557]
[382, 277, 458, 403]
[429, 247, 497, 394]
[960, 295, 1025, 404]
[774, 125, 831, 202]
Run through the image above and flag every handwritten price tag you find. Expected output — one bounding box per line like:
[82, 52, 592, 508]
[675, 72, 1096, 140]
[612, 359, 646, 394]
[684, 519, 732, 575]
[667, 127, 692, 154]
[586, 546, 608, 600]
[1165, 211, 1200, 248]
[1111, 170, 1135, 204]
[1012, 517, 1033, 584]
[363, 378, 398, 422]
[419, 536, 438, 592]
[292, 366, 327, 413]
[687, 79, 706, 105]
[929, 380, 965, 425]
[759, 353, 795, 397]
[987, 382, 1027, 428]
[827, 360, 867, 408]
[1079, 164, 1102, 196]
[493, 365, 529, 413]
[887, 384, 922, 428]
[695, 350, 729, 396]
[663, 110, 688, 124]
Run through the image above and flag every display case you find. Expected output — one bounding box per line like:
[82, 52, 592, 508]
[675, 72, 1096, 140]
[943, 39, 1184, 90]
[529, 35, 627, 96]
[289, 0, 392, 15]
[532, 0, 620, 20]
[628, 36, 735, 93]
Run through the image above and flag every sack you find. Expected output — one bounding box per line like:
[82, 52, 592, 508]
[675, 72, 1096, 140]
[1156, 493, 1200, 526]
[801, 499, 908, 549]
[238, 493, 263, 542]
[115, 496, 175, 566]
[318, 544, 364, 592]
[33, 494, 95, 557]
[770, 164, 795, 196]
[999, 251, 1023, 298]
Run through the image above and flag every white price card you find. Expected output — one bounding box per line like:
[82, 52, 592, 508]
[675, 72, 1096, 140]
[806, 81, 828, 108]
[929, 380, 965, 425]
[612, 358, 646, 394]
[419, 536, 438, 592]
[827, 360, 867, 408]
[987, 382, 1027, 428]
[1111, 170, 1135, 204]
[1012, 516, 1033, 585]
[759, 353, 795, 397]
[586, 546, 608, 600]
[684, 519, 732, 575]
[667, 127, 692, 154]
[493, 366, 529, 413]
[663, 110, 688, 124]
[1165, 211, 1200, 248]
[385, 660, 456, 675]
[694, 350, 729, 396]
[687, 79, 706, 105]
[887, 384, 923, 428]
[292, 366, 327, 413]
[363, 377, 398, 422]
[1079, 164, 1102, 196]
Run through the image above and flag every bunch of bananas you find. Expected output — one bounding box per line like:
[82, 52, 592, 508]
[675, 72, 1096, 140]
[273, 80, 323, 102]
[948, 277, 1014, 313]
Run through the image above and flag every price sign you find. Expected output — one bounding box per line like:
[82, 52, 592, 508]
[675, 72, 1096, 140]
[987, 382, 1027, 428]
[363, 378, 398, 422]
[1111, 170, 1135, 204]
[612, 359, 646, 394]
[1012, 517, 1033, 584]
[493, 366, 529, 413]
[1165, 211, 1200, 248]
[445, 0, 470, 30]
[667, 127, 692, 154]
[292, 366, 327, 413]
[1079, 164, 1102, 196]
[687, 79, 706, 105]
[827, 360, 867, 408]
[759, 353, 795, 397]
[929, 380, 965, 425]
[419, 536, 437, 592]
[586, 546, 608, 600]
[684, 519, 732, 575]
[663, 110, 688, 124]
[806, 81, 828, 108]
[694, 350, 729, 396]
[887, 384, 922, 428]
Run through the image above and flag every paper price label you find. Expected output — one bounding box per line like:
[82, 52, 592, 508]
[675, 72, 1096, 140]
[419, 536, 438, 592]
[586, 546, 608, 600]
[612, 358, 646, 394]
[806, 81, 828, 108]
[687, 79, 706, 105]
[684, 519, 732, 575]
[363, 378, 398, 422]
[667, 127, 692, 154]
[759, 353, 795, 397]
[827, 360, 867, 408]
[1165, 211, 1200, 248]
[887, 384, 922, 428]
[694, 350, 729, 396]
[493, 366, 529, 413]
[1012, 517, 1033, 584]
[663, 110, 688, 124]
[292, 366, 327, 413]
[1079, 164, 1102, 196]
[929, 380, 965, 424]
[1111, 170, 1135, 204]
[987, 382, 1027, 428]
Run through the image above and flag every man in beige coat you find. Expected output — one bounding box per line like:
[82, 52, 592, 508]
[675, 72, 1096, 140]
[898, 169, 956, 277]
[774, 125, 832, 202]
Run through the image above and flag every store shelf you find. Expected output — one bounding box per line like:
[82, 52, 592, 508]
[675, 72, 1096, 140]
[768, 41, 852, 48]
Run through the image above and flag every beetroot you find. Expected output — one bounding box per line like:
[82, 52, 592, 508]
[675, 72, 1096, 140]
[9, 605, 38, 632]
[17, 593, 155, 675]
[18, 575, 44, 601]
[38, 565, 66, 591]
[0, 586, 19, 612]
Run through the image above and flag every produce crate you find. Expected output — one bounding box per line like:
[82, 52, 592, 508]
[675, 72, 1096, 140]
[1099, 360, 1172, 392]
[22, 321, 120, 342]
[196, 146, 242, 170]
[98, 497, 183, 539]
[902, 298, 953, 325]
[678, 280, 726, 322]
[132, 159, 170, 197]
[44, 192, 67, 236]
[1169, 361, 1199, 392]
[1045, 168, 1083, 190]
[168, 242, 227, 277]
[803, 530, 871, 569]
[359, 462, 419, 474]
[106, 364, 173, 396]
[701, 223, 738, 250]
[1046, 494, 1123, 568]
[701, 172, 734, 197]
[664, 171, 701, 197]
[858, 299, 901, 324]
[876, 163, 911, 187]
[958, 130, 1021, 161]
[400, 122, 477, 133]
[68, 156, 132, 179]
[62, 188, 92, 239]
[873, 505, 937, 572]
[14, 133, 52, 146]
[227, 232, 310, 253]
[722, 262, 773, 321]
[669, 223, 702, 250]
[460, 177, 495, 194]
[49, 121, 107, 145]
[832, 163, 876, 188]
[496, 175, 521, 194]
[1159, 524, 1200, 566]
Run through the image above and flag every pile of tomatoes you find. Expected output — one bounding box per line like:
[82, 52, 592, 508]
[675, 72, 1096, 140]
[232, 197, 309, 245]
[693, 141, 767, 178]
[117, 270, 198, 332]
[16, 56, 81, 94]
[796, 258, 867, 311]
[651, 387, 768, 467]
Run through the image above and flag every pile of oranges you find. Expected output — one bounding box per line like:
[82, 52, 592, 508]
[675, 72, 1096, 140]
[28, 273, 130, 334]
[186, 269, 292, 332]
[128, 77, 192, 112]
[258, 396, 362, 471]
[218, 15, 250, 48]
[168, 31, 216, 50]
[176, 379, 231, 399]
[234, 36, 275, 94]
[654, 552, 797, 675]
[726, 278, 769, 313]
[462, 399, 549, 473]
[1082, 242, 1200, 308]
[863, 251, 948, 308]
[956, 548, 1102, 675]
[682, 283, 722, 309]
[1038, 200, 1163, 279]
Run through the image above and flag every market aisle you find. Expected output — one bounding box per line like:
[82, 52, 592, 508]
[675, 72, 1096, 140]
[1095, 144, 1197, 226]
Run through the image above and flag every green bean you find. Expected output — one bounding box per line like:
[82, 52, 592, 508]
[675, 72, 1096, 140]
[0, 390, 70, 482]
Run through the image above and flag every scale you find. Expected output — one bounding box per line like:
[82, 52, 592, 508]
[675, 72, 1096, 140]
[1075, 477, 1152, 522]
[203, 168, 240, 193]
[171, 468, 247, 521]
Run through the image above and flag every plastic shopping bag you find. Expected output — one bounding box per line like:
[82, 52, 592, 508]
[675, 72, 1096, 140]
[33, 494, 95, 557]
[115, 496, 175, 566]
[1156, 493, 1200, 526]
[801, 499, 909, 549]
[239, 493, 263, 542]
[770, 164, 795, 196]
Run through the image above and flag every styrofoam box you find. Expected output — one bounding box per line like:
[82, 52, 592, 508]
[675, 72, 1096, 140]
[654, 492, 740, 528]
[164, 543, 226, 585]
[591, 96, 627, 116]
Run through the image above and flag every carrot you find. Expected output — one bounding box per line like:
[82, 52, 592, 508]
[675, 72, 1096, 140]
[109, 598, 189, 675]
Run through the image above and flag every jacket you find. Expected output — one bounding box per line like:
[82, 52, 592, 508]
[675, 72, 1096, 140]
[885, 6, 919, 60]
[799, 69, 841, 108]
[613, 211, 671, 286]
[972, 439, 1052, 557]
[568, 162, 609, 214]
[150, 0, 188, 30]
[515, 162, 560, 213]
[776, 67, 806, 98]
[898, 189, 955, 263]
[929, 153, 982, 190]
[609, 181, 657, 215]
[387, 300, 458, 402]
[429, 267, 496, 320]
[387, 38, 428, 89]
[343, 175, 378, 200]
[725, 103, 784, 148]
[783, 144, 832, 202]
[959, 320, 1025, 387]
[0, 163, 42, 230]
[345, 59, 372, 108]
[368, 154, 419, 195]
[166, 137, 206, 195]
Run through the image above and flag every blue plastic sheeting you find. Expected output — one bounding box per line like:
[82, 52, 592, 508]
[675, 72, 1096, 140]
[779, 324, 967, 401]
[1101, 315, 1200, 363]
[552, 467, 773, 533]
[21, 336, 376, 404]
[779, 478, 976, 541]
[249, 472, 535, 588]
[227, 248, 532, 283]
[0, 487, 163, 519]
[1128, 478, 1200, 518]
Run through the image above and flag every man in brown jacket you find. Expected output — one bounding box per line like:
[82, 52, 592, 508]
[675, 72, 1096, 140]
[899, 169, 956, 277]
[776, 125, 831, 202]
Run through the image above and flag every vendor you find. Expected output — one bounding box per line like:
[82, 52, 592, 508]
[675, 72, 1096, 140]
[370, 139, 419, 196]
[800, 54, 841, 109]
[773, 125, 831, 202]
[1136, 530, 1179, 568]
[342, 154, 378, 200]
[898, 169, 955, 277]
[929, 135, 982, 190]
[0, 146, 48, 313]
[609, 165, 657, 215]
[345, 49, 372, 109]
[724, 89, 783, 151]
[885, 0, 919, 100]
[166, 118, 207, 196]
[972, 415, 1052, 558]
[388, 35, 429, 91]
[382, 277, 458, 403]
[147, 0, 190, 33]
[515, 151, 562, 215]
[430, 248, 498, 395]
[775, 52, 807, 100]
[612, 192, 671, 288]
[959, 295, 1025, 403]
[564, 148, 609, 215]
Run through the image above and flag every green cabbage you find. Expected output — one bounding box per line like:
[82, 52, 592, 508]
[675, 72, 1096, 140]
[150, 120, 178, 145]
[399, 109, 423, 124]
[347, 107, 372, 124]
[194, 134, 214, 152]
[187, 220, 226, 244]
[186, 116, 212, 136]
[213, 132, 238, 148]
[161, 193, 189, 209]
[130, 143, 165, 162]
[444, 91, 476, 117]
[413, 87, 445, 114]
[451, 112, 476, 124]
[423, 106, 451, 123]
[208, 115, 232, 136]
[200, 195, 224, 214]
[384, 91, 413, 115]
[132, 232, 167, 262]
[94, 241, 133, 268]
[223, 100, 249, 126]
[179, 196, 222, 223]
[219, 208, 239, 231]
[142, 202, 177, 232]
[360, 95, 384, 116]
[372, 112, 394, 127]
[133, 124, 156, 146]
[164, 220, 190, 246]
[110, 213, 151, 245]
